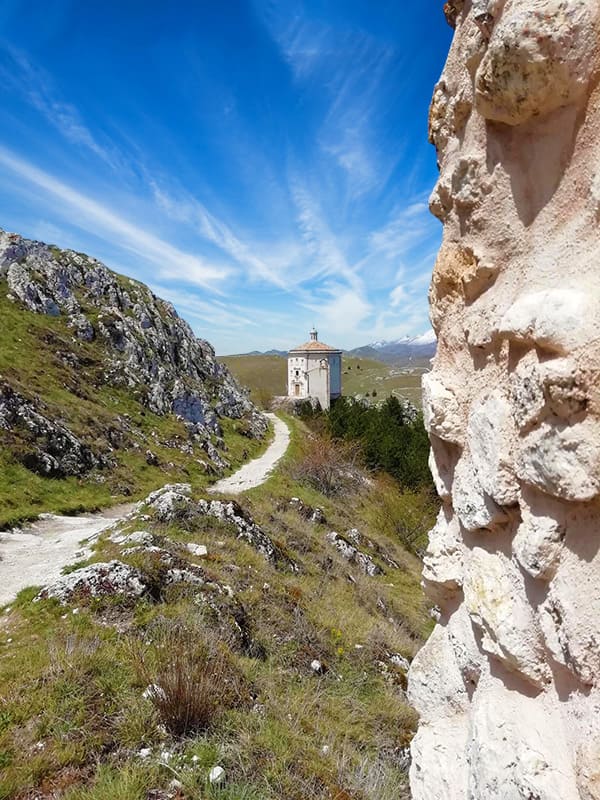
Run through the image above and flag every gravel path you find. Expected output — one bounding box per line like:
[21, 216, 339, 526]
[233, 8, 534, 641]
[0, 414, 290, 605]
[0, 504, 134, 606]
[209, 412, 290, 494]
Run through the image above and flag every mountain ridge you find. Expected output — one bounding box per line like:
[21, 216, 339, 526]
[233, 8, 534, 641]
[224, 333, 436, 364]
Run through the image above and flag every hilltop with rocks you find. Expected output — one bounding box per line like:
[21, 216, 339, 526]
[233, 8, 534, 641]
[0, 228, 267, 525]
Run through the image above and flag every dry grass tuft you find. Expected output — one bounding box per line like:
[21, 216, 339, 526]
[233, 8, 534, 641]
[131, 618, 247, 736]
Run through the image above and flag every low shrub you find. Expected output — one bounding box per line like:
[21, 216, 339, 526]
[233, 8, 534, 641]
[291, 435, 364, 497]
[131, 619, 247, 736]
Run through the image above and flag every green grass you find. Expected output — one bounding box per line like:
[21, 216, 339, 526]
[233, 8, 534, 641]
[220, 353, 424, 408]
[341, 358, 424, 407]
[220, 355, 287, 408]
[0, 413, 432, 800]
[0, 287, 270, 528]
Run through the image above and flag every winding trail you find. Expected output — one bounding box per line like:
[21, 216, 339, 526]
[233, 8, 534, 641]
[0, 413, 290, 605]
[209, 413, 290, 494]
[0, 504, 134, 606]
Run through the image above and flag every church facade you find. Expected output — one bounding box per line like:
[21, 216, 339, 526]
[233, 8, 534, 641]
[287, 328, 342, 410]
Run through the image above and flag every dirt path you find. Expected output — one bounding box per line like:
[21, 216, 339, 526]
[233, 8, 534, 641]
[209, 412, 290, 494]
[0, 504, 134, 606]
[0, 415, 290, 605]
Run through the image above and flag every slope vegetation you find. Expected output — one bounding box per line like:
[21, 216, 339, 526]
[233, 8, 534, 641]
[0, 229, 267, 528]
[0, 415, 433, 800]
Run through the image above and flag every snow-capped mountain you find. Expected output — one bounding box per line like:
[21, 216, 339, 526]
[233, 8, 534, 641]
[349, 330, 437, 362]
[369, 330, 436, 350]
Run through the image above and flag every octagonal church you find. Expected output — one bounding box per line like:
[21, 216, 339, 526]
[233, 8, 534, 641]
[287, 328, 342, 410]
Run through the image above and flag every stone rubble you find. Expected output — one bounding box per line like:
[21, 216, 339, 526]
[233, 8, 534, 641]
[143, 484, 297, 570]
[325, 531, 383, 577]
[288, 497, 327, 524]
[408, 2, 600, 798]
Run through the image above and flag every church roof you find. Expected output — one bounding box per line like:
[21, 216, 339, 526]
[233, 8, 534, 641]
[289, 339, 342, 353]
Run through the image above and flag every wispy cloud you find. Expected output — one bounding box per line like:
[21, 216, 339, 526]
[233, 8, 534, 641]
[0, 147, 229, 289]
[0, 46, 123, 170]
[369, 201, 432, 258]
[291, 178, 360, 288]
[259, 9, 401, 197]
[389, 283, 407, 307]
[319, 35, 399, 197]
[150, 182, 289, 288]
[270, 15, 332, 79]
[303, 283, 372, 336]
[150, 284, 257, 330]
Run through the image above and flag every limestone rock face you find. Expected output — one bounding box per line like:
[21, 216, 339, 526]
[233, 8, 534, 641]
[0, 229, 267, 475]
[0, 382, 106, 477]
[408, 2, 600, 797]
[0, 229, 266, 436]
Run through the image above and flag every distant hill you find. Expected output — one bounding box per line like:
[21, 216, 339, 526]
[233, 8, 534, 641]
[221, 353, 425, 409]
[241, 349, 288, 358]
[219, 354, 287, 408]
[348, 331, 436, 364]
[230, 332, 436, 366]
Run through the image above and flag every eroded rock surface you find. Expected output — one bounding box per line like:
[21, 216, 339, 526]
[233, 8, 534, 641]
[35, 561, 147, 604]
[142, 485, 297, 571]
[409, 2, 600, 798]
[0, 229, 267, 474]
[0, 382, 106, 476]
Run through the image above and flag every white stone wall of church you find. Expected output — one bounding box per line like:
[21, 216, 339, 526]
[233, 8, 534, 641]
[288, 355, 308, 399]
[306, 353, 330, 410]
[329, 354, 342, 398]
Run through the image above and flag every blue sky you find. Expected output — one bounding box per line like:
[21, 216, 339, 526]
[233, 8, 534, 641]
[0, 1, 452, 354]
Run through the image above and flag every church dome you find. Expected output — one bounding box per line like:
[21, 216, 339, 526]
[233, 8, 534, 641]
[289, 329, 342, 353]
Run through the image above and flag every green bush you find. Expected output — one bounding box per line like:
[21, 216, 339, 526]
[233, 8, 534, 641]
[326, 396, 432, 491]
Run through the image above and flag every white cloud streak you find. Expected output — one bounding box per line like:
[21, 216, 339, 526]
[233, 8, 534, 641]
[291, 178, 361, 289]
[151, 183, 289, 288]
[150, 284, 257, 329]
[0, 147, 229, 289]
[260, 11, 401, 197]
[303, 284, 372, 337]
[0, 46, 123, 170]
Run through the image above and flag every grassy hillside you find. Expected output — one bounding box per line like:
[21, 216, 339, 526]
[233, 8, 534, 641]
[221, 354, 425, 408]
[220, 355, 287, 408]
[0, 288, 269, 529]
[0, 414, 434, 799]
[341, 358, 425, 407]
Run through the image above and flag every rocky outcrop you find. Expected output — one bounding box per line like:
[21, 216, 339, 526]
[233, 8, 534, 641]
[0, 382, 105, 476]
[36, 561, 147, 603]
[325, 531, 383, 576]
[142, 484, 297, 571]
[409, 3, 600, 799]
[0, 228, 267, 449]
